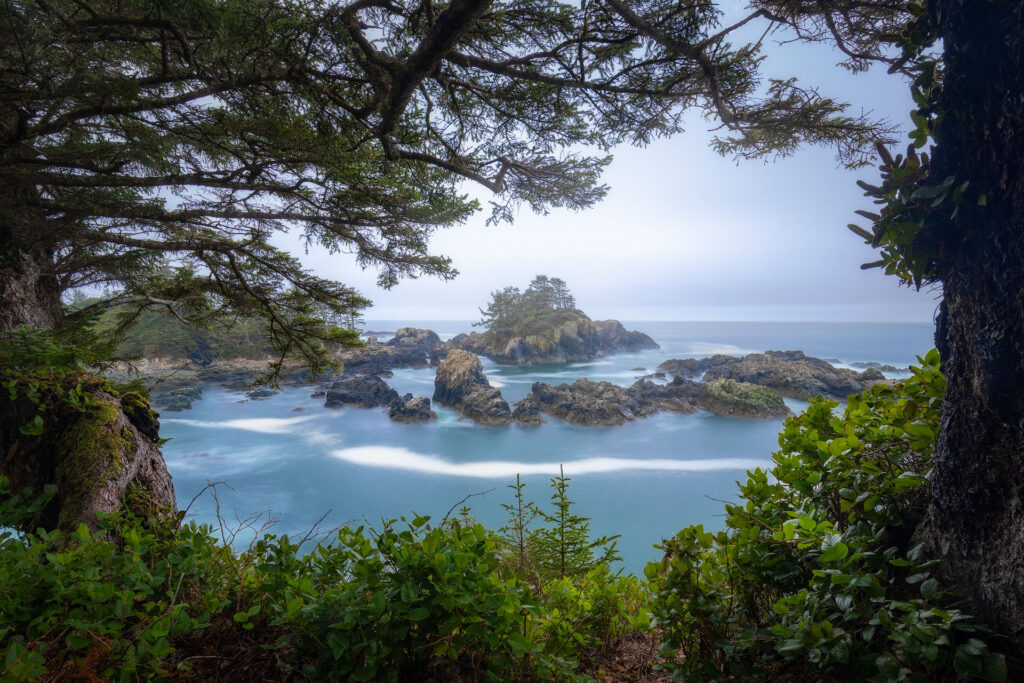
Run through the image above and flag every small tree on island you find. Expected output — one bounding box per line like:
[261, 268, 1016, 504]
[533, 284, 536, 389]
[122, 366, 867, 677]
[475, 276, 577, 331]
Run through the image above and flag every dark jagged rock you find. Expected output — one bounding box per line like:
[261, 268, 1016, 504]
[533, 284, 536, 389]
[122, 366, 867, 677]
[629, 377, 700, 414]
[388, 394, 437, 423]
[698, 378, 792, 419]
[387, 327, 442, 352]
[659, 350, 884, 400]
[657, 354, 739, 379]
[530, 379, 657, 426]
[433, 350, 511, 425]
[324, 374, 400, 408]
[151, 386, 202, 411]
[339, 328, 444, 375]
[525, 373, 792, 425]
[511, 394, 544, 426]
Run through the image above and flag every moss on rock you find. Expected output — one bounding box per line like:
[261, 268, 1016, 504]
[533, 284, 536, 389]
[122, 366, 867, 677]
[698, 378, 792, 419]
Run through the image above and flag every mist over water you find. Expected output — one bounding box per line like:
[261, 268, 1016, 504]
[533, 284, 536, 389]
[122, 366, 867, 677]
[161, 321, 933, 574]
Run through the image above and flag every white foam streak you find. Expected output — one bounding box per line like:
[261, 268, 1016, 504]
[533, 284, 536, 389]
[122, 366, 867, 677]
[331, 446, 764, 478]
[163, 415, 318, 434]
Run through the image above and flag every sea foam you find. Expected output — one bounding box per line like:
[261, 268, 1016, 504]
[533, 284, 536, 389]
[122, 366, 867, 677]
[162, 415, 319, 434]
[330, 446, 764, 478]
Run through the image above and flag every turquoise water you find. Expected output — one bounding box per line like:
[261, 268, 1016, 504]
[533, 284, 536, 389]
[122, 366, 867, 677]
[160, 321, 934, 575]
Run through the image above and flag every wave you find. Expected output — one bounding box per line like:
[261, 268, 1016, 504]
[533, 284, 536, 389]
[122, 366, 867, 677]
[682, 342, 758, 357]
[330, 446, 765, 478]
[162, 415, 319, 434]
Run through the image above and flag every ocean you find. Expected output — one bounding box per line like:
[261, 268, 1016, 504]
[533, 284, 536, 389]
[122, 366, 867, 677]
[160, 320, 934, 575]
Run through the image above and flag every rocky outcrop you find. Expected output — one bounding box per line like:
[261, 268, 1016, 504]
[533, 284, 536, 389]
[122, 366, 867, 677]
[450, 311, 658, 366]
[433, 350, 512, 425]
[511, 394, 544, 426]
[530, 379, 656, 426]
[324, 374, 401, 408]
[524, 374, 792, 425]
[592, 319, 659, 353]
[698, 378, 792, 419]
[339, 328, 444, 375]
[659, 350, 884, 400]
[389, 394, 437, 423]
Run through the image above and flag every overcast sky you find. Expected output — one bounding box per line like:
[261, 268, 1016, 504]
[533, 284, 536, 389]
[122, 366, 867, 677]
[283, 14, 941, 324]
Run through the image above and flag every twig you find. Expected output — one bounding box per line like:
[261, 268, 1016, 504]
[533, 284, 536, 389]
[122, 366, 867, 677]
[442, 488, 495, 522]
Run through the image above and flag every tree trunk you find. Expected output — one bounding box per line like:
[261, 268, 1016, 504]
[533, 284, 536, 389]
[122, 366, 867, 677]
[920, 0, 1024, 644]
[0, 379, 177, 538]
[0, 232, 63, 335]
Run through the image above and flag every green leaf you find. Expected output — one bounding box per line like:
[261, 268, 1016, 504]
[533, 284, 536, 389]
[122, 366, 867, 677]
[819, 542, 849, 563]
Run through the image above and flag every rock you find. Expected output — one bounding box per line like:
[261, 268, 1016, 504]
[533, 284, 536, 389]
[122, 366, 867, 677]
[630, 377, 700, 414]
[388, 394, 437, 423]
[657, 354, 738, 379]
[324, 374, 400, 408]
[530, 379, 656, 426]
[247, 387, 278, 400]
[630, 367, 647, 372]
[454, 310, 658, 366]
[338, 328, 444, 375]
[387, 327, 442, 351]
[511, 394, 544, 425]
[310, 389, 326, 398]
[592, 319, 659, 353]
[151, 386, 202, 411]
[292, 407, 306, 412]
[850, 361, 905, 373]
[697, 378, 791, 419]
[660, 350, 884, 400]
[433, 350, 512, 425]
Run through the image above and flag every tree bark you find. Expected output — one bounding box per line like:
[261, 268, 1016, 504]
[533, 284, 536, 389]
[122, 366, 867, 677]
[920, 0, 1024, 643]
[0, 379, 176, 538]
[0, 218, 63, 334]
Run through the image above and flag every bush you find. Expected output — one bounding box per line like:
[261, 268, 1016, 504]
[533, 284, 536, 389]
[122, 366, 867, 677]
[647, 350, 1007, 681]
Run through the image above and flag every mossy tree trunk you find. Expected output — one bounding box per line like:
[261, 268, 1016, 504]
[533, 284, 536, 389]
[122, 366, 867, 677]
[0, 378, 176, 537]
[921, 0, 1024, 644]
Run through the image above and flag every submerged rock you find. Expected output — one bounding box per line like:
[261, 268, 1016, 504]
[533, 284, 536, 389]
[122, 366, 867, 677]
[389, 394, 437, 423]
[151, 386, 202, 411]
[433, 350, 512, 425]
[324, 374, 400, 408]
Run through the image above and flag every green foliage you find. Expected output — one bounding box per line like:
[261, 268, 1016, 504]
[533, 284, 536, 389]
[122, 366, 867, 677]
[847, 4, 983, 289]
[0, 473, 642, 681]
[648, 350, 1006, 681]
[476, 275, 577, 330]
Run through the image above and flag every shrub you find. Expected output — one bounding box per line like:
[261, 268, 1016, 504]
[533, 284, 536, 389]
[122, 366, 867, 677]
[647, 349, 1007, 681]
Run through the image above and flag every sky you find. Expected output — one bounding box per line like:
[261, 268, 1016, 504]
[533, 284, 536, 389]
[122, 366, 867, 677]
[280, 11, 942, 324]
